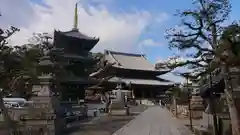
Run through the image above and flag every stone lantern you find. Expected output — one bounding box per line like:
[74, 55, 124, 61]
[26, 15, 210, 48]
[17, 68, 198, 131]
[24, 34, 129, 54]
[190, 89, 205, 119]
[21, 54, 63, 135]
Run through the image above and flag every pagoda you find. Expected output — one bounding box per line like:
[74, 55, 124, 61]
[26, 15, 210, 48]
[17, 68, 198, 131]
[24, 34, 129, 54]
[90, 50, 175, 103]
[53, 4, 99, 101]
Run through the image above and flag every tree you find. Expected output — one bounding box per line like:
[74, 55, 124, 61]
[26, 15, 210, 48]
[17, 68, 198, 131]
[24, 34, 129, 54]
[9, 45, 42, 98]
[214, 23, 240, 135]
[0, 16, 20, 134]
[164, 0, 231, 134]
[165, 0, 231, 79]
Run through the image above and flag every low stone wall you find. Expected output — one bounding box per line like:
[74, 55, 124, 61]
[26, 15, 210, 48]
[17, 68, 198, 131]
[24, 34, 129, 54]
[177, 105, 188, 116]
[86, 103, 105, 110]
[168, 105, 204, 119]
[193, 126, 211, 135]
[7, 108, 29, 121]
[135, 99, 155, 106]
[191, 110, 203, 119]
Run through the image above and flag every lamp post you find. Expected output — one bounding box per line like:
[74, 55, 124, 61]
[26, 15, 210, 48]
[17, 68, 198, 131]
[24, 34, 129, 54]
[202, 54, 219, 135]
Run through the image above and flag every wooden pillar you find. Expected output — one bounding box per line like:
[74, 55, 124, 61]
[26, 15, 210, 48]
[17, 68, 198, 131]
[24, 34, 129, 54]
[131, 88, 135, 99]
[141, 90, 144, 104]
[150, 91, 154, 100]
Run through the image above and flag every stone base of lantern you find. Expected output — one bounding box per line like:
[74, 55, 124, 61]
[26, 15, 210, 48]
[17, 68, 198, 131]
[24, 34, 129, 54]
[19, 95, 64, 135]
[191, 110, 203, 119]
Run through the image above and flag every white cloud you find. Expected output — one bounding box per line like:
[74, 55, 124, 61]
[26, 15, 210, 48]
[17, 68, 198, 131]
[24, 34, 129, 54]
[0, 0, 168, 53]
[155, 12, 169, 23]
[139, 39, 162, 47]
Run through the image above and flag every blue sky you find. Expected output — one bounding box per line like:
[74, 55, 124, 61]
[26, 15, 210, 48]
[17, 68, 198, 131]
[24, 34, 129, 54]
[84, 0, 193, 62]
[7, 0, 240, 63]
[2, 0, 240, 82]
[81, 0, 240, 63]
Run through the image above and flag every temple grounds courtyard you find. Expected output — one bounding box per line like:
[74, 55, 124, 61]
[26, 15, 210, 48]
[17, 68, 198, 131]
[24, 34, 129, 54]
[65, 106, 195, 135]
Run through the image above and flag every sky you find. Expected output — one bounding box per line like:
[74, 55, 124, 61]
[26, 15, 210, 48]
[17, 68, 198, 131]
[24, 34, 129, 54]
[0, 0, 240, 83]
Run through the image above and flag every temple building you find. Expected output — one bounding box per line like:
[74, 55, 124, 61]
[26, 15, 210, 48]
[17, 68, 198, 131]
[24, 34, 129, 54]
[53, 4, 99, 100]
[90, 50, 175, 102]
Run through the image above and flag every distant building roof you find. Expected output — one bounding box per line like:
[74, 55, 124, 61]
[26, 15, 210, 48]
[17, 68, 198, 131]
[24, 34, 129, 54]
[104, 50, 170, 72]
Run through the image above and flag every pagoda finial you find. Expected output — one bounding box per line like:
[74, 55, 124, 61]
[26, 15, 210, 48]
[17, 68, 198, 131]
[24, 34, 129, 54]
[73, 3, 78, 30]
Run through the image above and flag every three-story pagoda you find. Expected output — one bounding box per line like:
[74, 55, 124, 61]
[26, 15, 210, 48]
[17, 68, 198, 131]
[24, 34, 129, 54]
[53, 4, 99, 100]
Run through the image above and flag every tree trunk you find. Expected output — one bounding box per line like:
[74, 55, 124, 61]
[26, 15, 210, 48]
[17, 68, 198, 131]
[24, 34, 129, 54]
[223, 65, 240, 135]
[0, 92, 17, 135]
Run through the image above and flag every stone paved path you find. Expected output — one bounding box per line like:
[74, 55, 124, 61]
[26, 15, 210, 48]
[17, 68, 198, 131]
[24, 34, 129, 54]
[113, 106, 195, 135]
[64, 105, 148, 135]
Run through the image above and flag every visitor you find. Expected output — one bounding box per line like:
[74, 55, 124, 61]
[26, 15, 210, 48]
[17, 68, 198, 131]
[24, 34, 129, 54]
[159, 99, 162, 107]
[162, 100, 165, 107]
[124, 95, 128, 107]
[160, 100, 165, 108]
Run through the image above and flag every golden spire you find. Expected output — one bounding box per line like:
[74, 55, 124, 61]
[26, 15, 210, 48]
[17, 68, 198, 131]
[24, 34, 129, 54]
[73, 3, 78, 30]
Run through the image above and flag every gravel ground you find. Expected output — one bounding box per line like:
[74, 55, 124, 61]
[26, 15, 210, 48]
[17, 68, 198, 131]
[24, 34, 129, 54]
[64, 105, 148, 135]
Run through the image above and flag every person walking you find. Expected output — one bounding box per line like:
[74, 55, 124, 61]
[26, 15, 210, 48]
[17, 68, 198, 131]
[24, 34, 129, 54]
[162, 100, 165, 107]
[159, 99, 162, 107]
[124, 95, 128, 107]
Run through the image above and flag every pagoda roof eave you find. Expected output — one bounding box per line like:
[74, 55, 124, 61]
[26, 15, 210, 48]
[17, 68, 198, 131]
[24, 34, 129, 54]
[55, 29, 99, 41]
[54, 30, 99, 52]
[60, 54, 96, 62]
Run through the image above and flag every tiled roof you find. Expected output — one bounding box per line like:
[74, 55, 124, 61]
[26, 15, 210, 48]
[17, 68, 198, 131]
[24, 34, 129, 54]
[104, 50, 170, 72]
[107, 77, 175, 86]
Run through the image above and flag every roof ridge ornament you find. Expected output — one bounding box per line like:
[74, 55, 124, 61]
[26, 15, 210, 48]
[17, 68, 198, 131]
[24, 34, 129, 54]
[107, 50, 122, 66]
